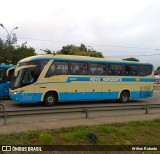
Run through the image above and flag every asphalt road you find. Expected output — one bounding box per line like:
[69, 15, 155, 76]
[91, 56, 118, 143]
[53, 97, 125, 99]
[0, 95, 160, 125]
[1, 95, 160, 111]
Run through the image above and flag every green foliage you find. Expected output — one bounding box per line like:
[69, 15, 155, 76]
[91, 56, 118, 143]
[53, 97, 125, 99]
[42, 49, 55, 55]
[0, 120, 160, 152]
[0, 38, 11, 63]
[156, 66, 160, 70]
[123, 57, 139, 62]
[12, 45, 36, 64]
[39, 132, 55, 145]
[0, 37, 36, 64]
[57, 44, 104, 58]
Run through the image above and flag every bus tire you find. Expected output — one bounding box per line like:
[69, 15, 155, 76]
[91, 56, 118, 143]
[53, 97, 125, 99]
[119, 91, 129, 103]
[44, 92, 56, 106]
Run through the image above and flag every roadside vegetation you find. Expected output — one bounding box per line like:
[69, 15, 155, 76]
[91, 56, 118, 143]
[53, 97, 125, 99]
[0, 120, 160, 154]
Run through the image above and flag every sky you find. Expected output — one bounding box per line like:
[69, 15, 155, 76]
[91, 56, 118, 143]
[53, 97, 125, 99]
[0, 0, 160, 69]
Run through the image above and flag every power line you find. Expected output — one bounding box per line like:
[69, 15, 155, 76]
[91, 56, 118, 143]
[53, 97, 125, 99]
[107, 53, 160, 58]
[17, 36, 160, 50]
[0, 34, 160, 51]
[1, 34, 160, 57]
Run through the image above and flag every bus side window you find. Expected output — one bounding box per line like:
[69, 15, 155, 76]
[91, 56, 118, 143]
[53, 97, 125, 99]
[70, 63, 79, 74]
[130, 70, 137, 75]
[46, 61, 69, 77]
[98, 64, 105, 75]
[79, 63, 87, 75]
[116, 70, 121, 75]
[107, 70, 112, 75]
[0, 71, 2, 80]
[89, 63, 97, 75]
[137, 65, 152, 76]
[106, 64, 113, 75]
[46, 64, 55, 77]
[106, 64, 122, 76]
[124, 65, 137, 76]
[123, 71, 129, 75]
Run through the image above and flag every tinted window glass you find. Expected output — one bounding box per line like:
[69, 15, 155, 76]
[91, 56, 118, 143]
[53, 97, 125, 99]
[89, 63, 105, 75]
[0, 68, 7, 83]
[124, 65, 137, 76]
[28, 60, 48, 72]
[46, 61, 68, 77]
[90, 63, 97, 75]
[21, 69, 35, 87]
[70, 62, 87, 75]
[17, 60, 48, 70]
[106, 64, 122, 76]
[137, 65, 152, 76]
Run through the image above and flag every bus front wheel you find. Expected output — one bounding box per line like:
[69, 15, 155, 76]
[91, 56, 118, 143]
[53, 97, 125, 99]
[44, 92, 56, 106]
[119, 91, 129, 103]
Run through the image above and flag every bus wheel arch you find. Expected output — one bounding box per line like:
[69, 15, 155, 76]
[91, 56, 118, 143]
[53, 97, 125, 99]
[119, 90, 130, 103]
[43, 91, 59, 106]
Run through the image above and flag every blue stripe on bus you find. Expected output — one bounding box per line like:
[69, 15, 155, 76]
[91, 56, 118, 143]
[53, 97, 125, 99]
[0, 64, 15, 69]
[140, 78, 154, 82]
[10, 91, 153, 103]
[67, 77, 153, 82]
[59, 91, 153, 101]
[31, 57, 153, 66]
[34, 77, 153, 85]
[10, 92, 43, 103]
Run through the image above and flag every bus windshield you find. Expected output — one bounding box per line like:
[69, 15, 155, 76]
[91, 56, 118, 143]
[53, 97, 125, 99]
[11, 60, 49, 89]
[0, 68, 6, 83]
[12, 68, 37, 89]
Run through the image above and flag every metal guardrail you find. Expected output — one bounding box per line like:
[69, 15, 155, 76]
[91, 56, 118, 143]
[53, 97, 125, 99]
[0, 102, 160, 125]
[0, 102, 7, 125]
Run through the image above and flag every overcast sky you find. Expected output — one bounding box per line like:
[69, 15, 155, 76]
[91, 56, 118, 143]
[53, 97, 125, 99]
[0, 0, 160, 69]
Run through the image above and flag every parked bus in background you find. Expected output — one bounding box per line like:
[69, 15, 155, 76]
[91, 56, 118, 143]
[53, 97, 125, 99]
[154, 77, 160, 86]
[0, 64, 15, 98]
[9, 54, 154, 106]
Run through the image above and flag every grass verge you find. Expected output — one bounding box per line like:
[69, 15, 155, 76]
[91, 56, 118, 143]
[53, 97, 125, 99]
[0, 119, 160, 154]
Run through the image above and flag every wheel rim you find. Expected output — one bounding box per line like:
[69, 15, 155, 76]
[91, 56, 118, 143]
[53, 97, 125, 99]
[122, 95, 127, 102]
[47, 96, 54, 103]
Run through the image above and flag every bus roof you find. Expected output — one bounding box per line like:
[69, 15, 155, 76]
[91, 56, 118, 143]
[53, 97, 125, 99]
[18, 54, 153, 65]
[0, 64, 15, 69]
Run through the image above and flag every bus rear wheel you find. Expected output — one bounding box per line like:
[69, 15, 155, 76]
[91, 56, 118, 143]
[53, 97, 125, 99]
[44, 92, 56, 106]
[119, 91, 129, 103]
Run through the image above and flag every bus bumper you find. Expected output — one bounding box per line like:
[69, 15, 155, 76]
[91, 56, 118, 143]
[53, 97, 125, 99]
[9, 91, 42, 103]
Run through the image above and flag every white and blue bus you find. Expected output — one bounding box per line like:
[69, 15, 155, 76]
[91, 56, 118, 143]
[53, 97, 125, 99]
[10, 54, 154, 106]
[0, 64, 15, 98]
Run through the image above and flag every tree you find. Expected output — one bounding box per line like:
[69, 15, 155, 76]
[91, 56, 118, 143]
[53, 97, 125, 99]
[0, 36, 36, 64]
[156, 66, 160, 71]
[56, 44, 104, 58]
[123, 57, 139, 62]
[0, 38, 14, 64]
[42, 49, 55, 55]
[12, 45, 36, 64]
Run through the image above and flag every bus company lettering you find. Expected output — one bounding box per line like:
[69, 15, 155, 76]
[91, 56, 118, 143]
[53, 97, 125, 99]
[103, 78, 122, 82]
[90, 78, 122, 82]
[90, 78, 101, 82]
